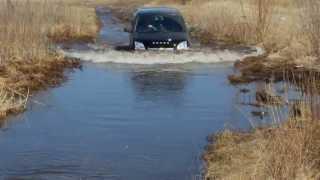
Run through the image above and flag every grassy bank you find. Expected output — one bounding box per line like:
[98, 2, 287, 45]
[204, 118, 320, 179]
[0, 0, 99, 119]
[204, 81, 320, 179]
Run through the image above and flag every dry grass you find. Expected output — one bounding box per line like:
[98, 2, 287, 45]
[204, 119, 320, 180]
[179, 0, 300, 53]
[204, 77, 320, 180]
[298, 0, 320, 57]
[179, 0, 320, 62]
[0, 87, 28, 119]
[0, 0, 98, 119]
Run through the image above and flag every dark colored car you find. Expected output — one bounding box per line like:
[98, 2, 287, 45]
[125, 7, 190, 50]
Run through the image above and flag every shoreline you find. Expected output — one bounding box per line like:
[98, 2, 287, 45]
[0, 57, 81, 120]
[0, 1, 100, 120]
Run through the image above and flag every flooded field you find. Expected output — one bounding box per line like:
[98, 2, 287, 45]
[0, 63, 252, 179]
[0, 8, 263, 180]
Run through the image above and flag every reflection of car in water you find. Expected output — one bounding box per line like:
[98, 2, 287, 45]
[124, 7, 190, 51]
[130, 70, 187, 103]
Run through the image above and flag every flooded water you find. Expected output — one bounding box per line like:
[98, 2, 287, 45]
[0, 8, 263, 180]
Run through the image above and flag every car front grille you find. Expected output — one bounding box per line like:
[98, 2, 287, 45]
[143, 40, 180, 48]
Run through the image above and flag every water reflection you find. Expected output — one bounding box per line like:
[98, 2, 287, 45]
[0, 119, 6, 130]
[130, 69, 189, 104]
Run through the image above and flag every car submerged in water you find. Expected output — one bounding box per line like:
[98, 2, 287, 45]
[124, 7, 190, 51]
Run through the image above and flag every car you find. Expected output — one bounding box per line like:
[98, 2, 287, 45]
[124, 7, 190, 51]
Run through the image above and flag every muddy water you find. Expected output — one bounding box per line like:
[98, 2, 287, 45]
[0, 8, 261, 180]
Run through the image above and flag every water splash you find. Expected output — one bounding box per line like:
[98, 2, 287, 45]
[61, 46, 264, 65]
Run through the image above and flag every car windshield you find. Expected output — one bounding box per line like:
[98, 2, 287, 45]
[136, 14, 185, 33]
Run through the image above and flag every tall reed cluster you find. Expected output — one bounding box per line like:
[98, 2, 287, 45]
[299, 0, 320, 57]
[0, 0, 97, 64]
[0, 0, 49, 64]
[181, 0, 298, 52]
[181, 0, 320, 60]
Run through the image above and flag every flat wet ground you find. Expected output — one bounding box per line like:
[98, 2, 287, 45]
[0, 8, 261, 180]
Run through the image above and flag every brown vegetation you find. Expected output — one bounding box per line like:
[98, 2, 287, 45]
[0, 0, 98, 119]
[228, 55, 320, 87]
[205, 59, 320, 179]
[204, 119, 320, 179]
[204, 83, 320, 179]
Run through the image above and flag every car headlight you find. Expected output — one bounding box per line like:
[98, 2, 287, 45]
[176, 41, 189, 50]
[134, 41, 145, 50]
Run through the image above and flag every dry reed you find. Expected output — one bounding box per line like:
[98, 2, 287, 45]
[0, 0, 98, 119]
[204, 73, 320, 180]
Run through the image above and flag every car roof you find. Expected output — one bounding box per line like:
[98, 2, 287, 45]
[135, 7, 182, 16]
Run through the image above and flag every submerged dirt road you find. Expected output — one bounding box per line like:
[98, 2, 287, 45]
[0, 8, 264, 180]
